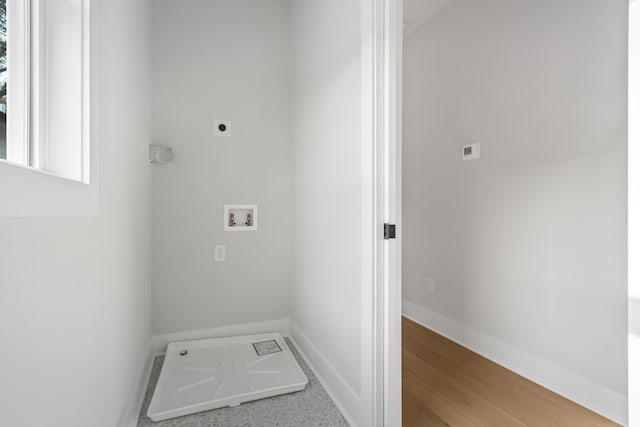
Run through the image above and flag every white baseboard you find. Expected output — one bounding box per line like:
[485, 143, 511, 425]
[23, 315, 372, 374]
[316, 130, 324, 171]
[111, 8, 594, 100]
[151, 318, 291, 355]
[117, 342, 154, 427]
[402, 300, 628, 426]
[289, 321, 360, 427]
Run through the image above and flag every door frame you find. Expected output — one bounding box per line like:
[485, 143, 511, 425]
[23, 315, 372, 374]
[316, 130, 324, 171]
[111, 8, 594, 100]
[382, 0, 403, 425]
[369, 0, 403, 425]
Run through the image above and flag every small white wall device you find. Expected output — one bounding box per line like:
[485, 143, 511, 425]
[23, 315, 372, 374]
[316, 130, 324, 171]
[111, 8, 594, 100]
[462, 142, 480, 160]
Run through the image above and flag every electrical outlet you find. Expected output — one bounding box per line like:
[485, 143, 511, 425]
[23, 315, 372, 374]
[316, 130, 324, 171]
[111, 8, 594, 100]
[426, 278, 435, 294]
[214, 245, 226, 262]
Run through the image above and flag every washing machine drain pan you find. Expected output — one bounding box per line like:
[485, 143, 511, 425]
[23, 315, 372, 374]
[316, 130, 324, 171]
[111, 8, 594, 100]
[147, 332, 308, 421]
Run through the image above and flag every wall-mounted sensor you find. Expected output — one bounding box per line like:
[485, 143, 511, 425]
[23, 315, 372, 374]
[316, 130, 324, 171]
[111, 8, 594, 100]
[462, 142, 480, 160]
[215, 120, 232, 136]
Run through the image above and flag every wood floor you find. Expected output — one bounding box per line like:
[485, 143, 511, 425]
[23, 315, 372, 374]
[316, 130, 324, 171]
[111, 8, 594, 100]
[402, 317, 621, 427]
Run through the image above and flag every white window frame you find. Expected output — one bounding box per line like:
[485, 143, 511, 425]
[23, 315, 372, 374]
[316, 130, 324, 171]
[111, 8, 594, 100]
[4, 0, 90, 183]
[6, 0, 30, 165]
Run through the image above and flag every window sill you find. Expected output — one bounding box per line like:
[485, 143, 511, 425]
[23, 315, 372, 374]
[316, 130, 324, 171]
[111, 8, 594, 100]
[0, 157, 98, 218]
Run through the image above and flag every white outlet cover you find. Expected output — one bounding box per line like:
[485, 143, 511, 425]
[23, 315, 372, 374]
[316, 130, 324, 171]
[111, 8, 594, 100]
[426, 278, 435, 293]
[214, 245, 226, 262]
[215, 120, 232, 136]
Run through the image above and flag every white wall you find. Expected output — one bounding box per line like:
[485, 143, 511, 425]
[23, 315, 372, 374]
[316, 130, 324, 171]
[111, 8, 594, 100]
[403, 0, 628, 423]
[290, 0, 367, 424]
[150, 0, 292, 334]
[151, 1, 373, 423]
[0, 0, 152, 425]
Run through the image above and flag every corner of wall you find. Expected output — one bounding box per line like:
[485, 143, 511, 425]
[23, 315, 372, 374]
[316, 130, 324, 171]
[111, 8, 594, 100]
[288, 320, 361, 427]
[117, 340, 154, 427]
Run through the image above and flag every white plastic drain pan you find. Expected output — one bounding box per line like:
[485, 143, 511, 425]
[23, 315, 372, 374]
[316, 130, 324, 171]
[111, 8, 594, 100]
[148, 332, 308, 421]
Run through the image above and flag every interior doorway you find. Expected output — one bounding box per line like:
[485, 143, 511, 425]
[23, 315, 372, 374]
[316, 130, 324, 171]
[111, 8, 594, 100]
[398, 0, 629, 425]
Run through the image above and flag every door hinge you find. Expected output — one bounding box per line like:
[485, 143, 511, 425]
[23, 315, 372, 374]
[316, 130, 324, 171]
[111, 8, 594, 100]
[384, 223, 396, 240]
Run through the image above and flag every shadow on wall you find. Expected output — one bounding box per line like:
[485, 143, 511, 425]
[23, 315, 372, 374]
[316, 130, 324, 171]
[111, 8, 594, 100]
[402, 0, 450, 39]
[631, 299, 640, 336]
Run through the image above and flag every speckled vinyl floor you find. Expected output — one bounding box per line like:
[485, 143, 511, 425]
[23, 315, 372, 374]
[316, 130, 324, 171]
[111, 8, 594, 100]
[137, 338, 350, 427]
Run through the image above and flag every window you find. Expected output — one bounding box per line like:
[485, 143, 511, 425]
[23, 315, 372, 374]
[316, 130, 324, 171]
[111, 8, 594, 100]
[0, 0, 90, 183]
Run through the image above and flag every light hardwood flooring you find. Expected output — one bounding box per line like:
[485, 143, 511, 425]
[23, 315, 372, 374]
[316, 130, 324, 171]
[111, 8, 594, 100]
[402, 317, 621, 427]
